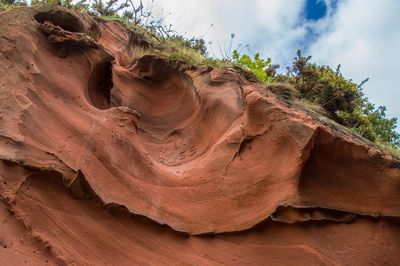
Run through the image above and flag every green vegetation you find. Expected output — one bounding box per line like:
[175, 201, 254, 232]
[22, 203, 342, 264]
[274, 50, 400, 150]
[0, 0, 25, 11]
[3, 0, 399, 155]
[0, 0, 26, 5]
[232, 50, 273, 84]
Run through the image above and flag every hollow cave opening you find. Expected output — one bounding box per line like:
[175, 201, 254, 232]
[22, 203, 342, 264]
[87, 61, 113, 110]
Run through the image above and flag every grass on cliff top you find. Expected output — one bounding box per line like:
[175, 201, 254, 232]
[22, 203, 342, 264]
[131, 40, 236, 69]
[93, 14, 236, 69]
[0, 2, 14, 11]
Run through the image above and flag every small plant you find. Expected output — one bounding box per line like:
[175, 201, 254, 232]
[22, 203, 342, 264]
[232, 50, 273, 84]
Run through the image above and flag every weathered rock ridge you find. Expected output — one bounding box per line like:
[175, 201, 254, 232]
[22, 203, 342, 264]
[0, 5, 399, 265]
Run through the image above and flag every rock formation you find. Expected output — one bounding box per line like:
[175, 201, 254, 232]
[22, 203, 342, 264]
[0, 5, 399, 265]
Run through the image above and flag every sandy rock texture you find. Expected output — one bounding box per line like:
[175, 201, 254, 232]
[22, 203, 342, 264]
[0, 5, 399, 265]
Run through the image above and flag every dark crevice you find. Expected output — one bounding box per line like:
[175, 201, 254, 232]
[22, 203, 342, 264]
[270, 206, 356, 223]
[34, 10, 83, 33]
[87, 61, 113, 110]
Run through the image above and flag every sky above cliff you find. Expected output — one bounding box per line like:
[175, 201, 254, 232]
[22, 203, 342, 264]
[152, 0, 400, 128]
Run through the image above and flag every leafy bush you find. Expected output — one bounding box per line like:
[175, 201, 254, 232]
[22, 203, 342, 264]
[232, 50, 273, 84]
[337, 101, 400, 148]
[277, 50, 400, 149]
[281, 50, 360, 118]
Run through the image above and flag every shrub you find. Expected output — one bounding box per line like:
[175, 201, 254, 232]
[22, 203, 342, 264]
[282, 50, 360, 119]
[280, 50, 400, 149]
[337, 101, 400, 148]
[232, 50, 274, 84]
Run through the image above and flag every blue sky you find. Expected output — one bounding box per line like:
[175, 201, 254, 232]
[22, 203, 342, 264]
[305, 0, 328, 20]
[151, 0, 400, 129]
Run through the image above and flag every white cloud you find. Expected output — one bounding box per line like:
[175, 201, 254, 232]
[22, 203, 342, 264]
[308, 0, 400, 122]
[152, 0, 306, 60]
[148, 0, 400, 125]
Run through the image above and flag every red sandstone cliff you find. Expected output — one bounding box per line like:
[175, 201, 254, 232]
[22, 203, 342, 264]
[0, 5, 399, 265]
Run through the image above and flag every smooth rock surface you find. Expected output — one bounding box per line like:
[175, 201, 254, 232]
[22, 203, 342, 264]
[0, 5, 399, 265]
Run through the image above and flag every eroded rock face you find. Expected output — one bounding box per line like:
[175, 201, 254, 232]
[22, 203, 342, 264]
[0, 5, 399, 265]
